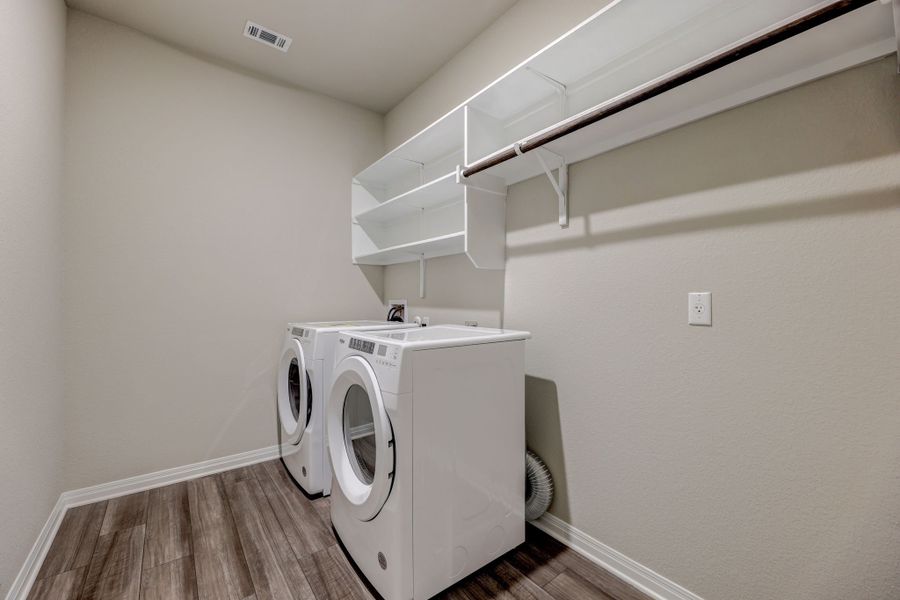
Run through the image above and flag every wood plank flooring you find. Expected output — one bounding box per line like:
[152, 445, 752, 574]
[28, 459, 652, 600]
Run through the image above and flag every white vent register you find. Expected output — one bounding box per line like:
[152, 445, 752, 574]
[244, 21, 292, 52]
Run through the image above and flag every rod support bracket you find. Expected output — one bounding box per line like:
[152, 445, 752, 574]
[531, 147, 568, 228]
[418, 254, 426, 299]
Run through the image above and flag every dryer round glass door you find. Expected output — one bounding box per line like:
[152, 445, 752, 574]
[327, 355, 394, 521]
[343, 384, 377, 484]
[278, 338, 309, 445]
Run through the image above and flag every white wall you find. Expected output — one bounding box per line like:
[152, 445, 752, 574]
[383, 257, 504, 328]
[507, 59, 900, 600]
[63, 11, 386, 490]
[0, 0, 67, 593]
[382, 2, 900, 598]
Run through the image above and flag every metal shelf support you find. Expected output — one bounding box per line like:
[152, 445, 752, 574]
[396, 156, 426, 186]
[419, 254, 426, 298]
[525, 66, 568, 120]
[518, 144, 568, 228]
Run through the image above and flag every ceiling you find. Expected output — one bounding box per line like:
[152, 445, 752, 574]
[66, 0, 517, 113]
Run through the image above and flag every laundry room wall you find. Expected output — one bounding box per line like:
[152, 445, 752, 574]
[0, 0, 67, 592]
[62, 11, 386, 490]
[382, 3, 900, 599]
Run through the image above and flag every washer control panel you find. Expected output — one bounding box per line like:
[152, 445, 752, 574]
[346, 337, 400, 369]
[375, 343, 400, 368]
[290, 326, 312, 340]
[349, 337, 375, 354]
[338, 334, 405, 392]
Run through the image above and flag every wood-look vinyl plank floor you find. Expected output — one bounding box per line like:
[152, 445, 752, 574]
[187, 475, 255, 600]
[140, 555, 198, 600]
[544, 570, 615, 600]
[27, 568, 86, 600]
[99, 493, 148, 537]
[470, 560, 556, 600]
[79, 524, 145, 600]
[254, 461, 333, 558]
[36, 502, 107, 581]
[551, 539, 654, 600]
[504, 536, 567, 588]
[225, 478, 301, 600]
[26, 459, 649, 600]
[143, 481, 191, 570]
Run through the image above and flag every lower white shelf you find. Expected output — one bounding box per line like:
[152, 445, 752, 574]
[353, 231, 465, 266]
[352, 172, 507, 270]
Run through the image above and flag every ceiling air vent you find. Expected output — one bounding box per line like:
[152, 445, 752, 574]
[244, 21, 292, 52]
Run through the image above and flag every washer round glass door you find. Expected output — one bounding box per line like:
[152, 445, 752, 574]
[327, 355, 393, 521]
[277, 338, 309, 445]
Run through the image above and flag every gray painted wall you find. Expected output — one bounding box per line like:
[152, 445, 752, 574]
[0, 0, 67, 592]
[62, 11, 386, 490]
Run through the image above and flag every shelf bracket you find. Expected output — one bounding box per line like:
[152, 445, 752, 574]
[418, 255, 426, 299]
[518, 144, 568, 228]
[396, 157, 426, 185]
[525, 66, 567, 120]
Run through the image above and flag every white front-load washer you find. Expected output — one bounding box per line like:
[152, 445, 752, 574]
[277, 320, 417, 496]
[327, 325, 530, 599]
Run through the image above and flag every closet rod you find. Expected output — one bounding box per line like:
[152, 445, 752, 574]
[461, 0, 877, 178]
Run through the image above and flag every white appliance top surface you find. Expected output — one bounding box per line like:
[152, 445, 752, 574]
[291, 320, 416, 332]
[347, 325, 530, 349]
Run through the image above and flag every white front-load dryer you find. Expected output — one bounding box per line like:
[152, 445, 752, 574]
[277, 321, 417, 496]
[327, 325, 530, 599]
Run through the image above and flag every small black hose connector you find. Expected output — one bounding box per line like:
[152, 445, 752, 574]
[525, 449, 554, 521]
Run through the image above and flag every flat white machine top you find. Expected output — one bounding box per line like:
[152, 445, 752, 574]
[289, 320, 414, 333]
[344, 324, 530, 350]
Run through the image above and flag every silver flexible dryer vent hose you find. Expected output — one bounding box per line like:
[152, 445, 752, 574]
[525, 450, 554, 521]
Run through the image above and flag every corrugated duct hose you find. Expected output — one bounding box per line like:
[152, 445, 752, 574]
[525, 450, 554, 521]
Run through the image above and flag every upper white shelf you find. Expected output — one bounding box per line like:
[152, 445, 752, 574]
[354, 171, 460, 224]
[355, 108, 464, 196]
[464, 0, 896, 183]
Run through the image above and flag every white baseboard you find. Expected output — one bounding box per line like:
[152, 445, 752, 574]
[533, 513, 705, 600]
[3, 495, 68, 600]
[62, 445, 280, 508]
[5, 445, 280, 600]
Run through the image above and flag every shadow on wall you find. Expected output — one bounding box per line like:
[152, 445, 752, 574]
[525, 375, 570, 521]
[509, 181, 899, 258]
[382, 254, 506, 328]
[505, 57, 900, 254]
[358, 264, 386, 305]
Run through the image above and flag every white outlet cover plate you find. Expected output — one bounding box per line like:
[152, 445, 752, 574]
[688, 292, 711, 326]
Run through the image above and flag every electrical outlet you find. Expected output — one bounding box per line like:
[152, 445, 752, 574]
[688, 292, 711, 326]
[387, 299, 407, 322]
